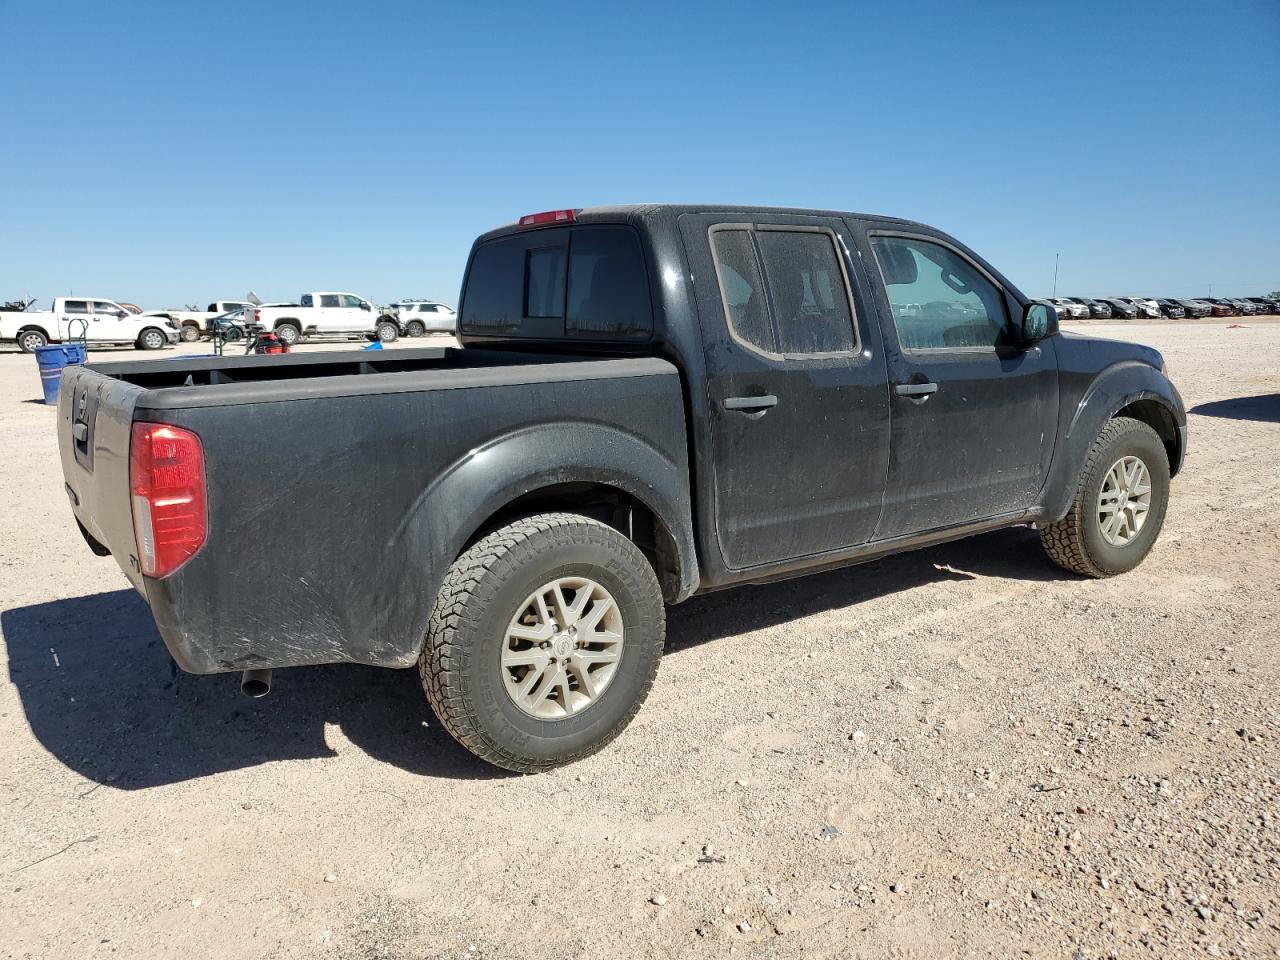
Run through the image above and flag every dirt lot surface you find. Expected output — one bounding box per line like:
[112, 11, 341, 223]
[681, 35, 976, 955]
[1, 323, 1277, 959]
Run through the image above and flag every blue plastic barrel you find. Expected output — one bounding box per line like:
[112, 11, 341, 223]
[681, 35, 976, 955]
[34, 344, 87, 406]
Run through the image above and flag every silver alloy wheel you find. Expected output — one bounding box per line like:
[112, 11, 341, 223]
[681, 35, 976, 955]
[276, 325, 299, 345]
[1097, 455, 1152, 546]
[502, 576, 624, 719]
[143, 330, 165, 349]
[19, 331, 45, 352]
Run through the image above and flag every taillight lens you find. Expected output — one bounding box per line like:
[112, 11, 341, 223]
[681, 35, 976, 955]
[518, 209, 577, 226]
[130, 423, 207, 578]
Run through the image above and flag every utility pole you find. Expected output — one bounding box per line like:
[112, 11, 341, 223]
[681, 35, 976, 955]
[1052, 254, 1060, 298]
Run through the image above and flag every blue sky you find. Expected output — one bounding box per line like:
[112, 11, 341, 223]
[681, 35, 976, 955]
[2, 0, 1276, 308]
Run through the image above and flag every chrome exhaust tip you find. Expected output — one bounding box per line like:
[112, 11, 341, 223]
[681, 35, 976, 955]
[240, 668, 272, 698]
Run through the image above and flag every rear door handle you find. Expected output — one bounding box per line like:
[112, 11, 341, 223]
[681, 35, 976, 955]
[722, 394, 778, 412]
[894, 382, 938, 397]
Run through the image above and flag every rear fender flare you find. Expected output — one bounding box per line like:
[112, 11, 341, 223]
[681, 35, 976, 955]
[382, 421, 698, 666]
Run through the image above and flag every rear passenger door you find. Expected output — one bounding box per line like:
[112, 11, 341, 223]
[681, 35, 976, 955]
[680, 214, 891, 569]
[59, 299, 90, 340]
[316, 293, 343, 332]
[854, 228, 1058, 539]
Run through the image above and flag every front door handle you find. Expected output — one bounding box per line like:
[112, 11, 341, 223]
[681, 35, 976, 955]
[722, 394, 778, 412]
[894, 382, 938, 397]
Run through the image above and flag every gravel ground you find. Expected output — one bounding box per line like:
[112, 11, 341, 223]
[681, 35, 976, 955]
[1, 322, 1277, 959]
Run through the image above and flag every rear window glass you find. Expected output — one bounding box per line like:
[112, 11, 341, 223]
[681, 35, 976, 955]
[461, 225, 651, 341]
[567, 228, 651, 338]
[525, 247, 566, 318]
[63, 300, 88, 314]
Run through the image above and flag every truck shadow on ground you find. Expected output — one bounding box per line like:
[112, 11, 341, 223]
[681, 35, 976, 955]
[3, 526, 1067, 787]
[1190, 394, 1280, 423]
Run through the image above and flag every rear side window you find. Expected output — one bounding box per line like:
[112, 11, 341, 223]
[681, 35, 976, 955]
[755, 230, 856, 354]
[301, 294, 313, 307]
[709, 226, 857, 356]
[64, 300, 88, 314]
[320, 294, 341, 308]
[461, 225, 651, 340]
[709, 229, 774, 352]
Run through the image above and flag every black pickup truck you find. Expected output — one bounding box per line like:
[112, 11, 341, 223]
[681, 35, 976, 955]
[57, 204, 1187, 772]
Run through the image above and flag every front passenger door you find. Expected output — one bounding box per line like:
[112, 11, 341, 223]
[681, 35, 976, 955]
[860, 231, 1058, 540]
[340, 294, 373, 333]
[92, 301, 127, 340]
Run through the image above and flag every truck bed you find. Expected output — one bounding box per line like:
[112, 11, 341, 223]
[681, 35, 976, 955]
[58, 346, 690, 674]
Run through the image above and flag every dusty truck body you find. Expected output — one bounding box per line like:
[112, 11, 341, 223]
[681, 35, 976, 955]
[58, 204, 1187, 772]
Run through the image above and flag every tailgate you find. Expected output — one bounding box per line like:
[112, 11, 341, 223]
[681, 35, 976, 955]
[58, 364, 148, 593]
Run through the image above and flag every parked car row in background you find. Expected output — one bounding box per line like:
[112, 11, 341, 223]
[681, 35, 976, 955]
[1, 294, 457, 351]
[1044, 295, 1280, 321]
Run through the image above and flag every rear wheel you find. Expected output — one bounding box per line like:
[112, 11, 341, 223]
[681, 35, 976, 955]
[420, 513, 666, 772]
[274, 323, 300, 346]
[18, 329, 48, 353]
[137, 328, 167, 350]
[180, 323, 200, 343]
[376, 319, 399, 342]
[1040, 417, 1170, 577]
[405, 320, 426, 338]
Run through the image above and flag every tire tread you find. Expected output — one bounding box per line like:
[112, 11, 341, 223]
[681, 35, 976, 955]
[419, 512, 664, 773]
[1040, 416, 1162, 577]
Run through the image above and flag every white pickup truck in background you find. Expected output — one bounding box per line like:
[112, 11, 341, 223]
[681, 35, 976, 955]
[251, 292, 399, 345]
[0, 297, 180, 352]
[140, 301, 256, 342]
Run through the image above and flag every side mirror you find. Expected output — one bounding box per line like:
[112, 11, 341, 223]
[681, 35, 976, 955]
[361, 302, 372, 311]
[1020, 302, 1057, 344]
[116, 310, 128, 318]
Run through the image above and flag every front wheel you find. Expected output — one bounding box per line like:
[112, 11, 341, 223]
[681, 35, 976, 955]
[137, 328, 167, 350]
[1040, 417, 1170, 577]
[376, 320, 399, 342]
[18, 329, 48, 353]
[180, 323, 201, 343]
[420, 513, 666, 772]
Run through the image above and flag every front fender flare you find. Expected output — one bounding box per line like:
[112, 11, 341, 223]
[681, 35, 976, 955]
[1042, 361, 1186, 521]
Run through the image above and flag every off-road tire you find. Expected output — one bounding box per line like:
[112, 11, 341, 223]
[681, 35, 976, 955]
[137, 328, 167, 350]
[1040, 416, 1170, 577]
[420, 512, 665, 773]
[180, 323, 200, 343]
[274, 323, 301, 346]
[18, 329, 48, 353]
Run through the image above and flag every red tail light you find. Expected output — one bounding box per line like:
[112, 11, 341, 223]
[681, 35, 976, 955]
[518, 209, 577, 227]
[130, 423, 207, 578]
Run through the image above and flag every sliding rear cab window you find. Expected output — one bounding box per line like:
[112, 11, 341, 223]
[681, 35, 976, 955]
[461, 225, 652, 341]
